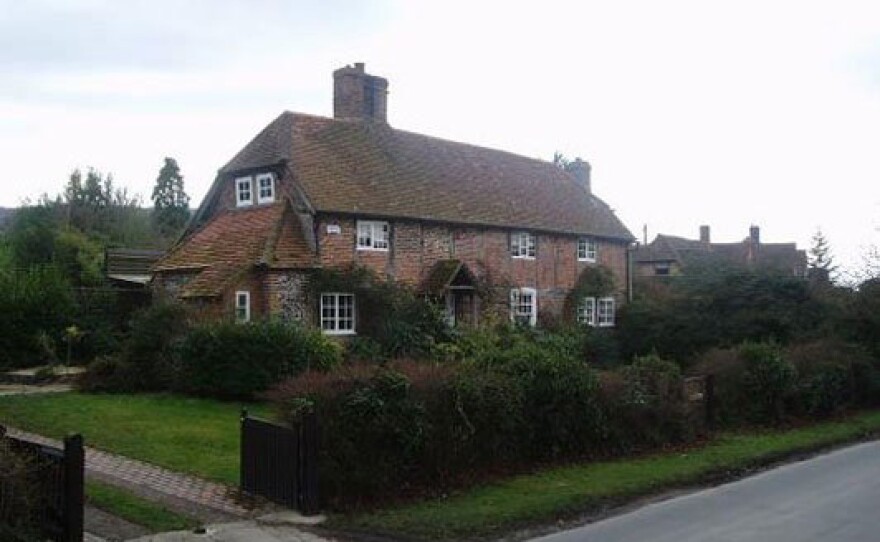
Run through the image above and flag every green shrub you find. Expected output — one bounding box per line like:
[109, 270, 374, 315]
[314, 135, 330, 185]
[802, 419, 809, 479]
[175, 321, 341, 399]
[740, 341, 797, 424]
[0, 439, 47, 541]
[0, 265, 74, 369]
[599, 354, 692, 451]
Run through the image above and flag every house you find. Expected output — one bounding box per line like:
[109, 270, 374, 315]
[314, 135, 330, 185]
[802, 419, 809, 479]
[634, 225, 807, 278]
[152, 63, 634, 333]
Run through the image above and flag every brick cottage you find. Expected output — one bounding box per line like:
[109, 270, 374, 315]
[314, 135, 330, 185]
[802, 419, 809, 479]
[152, 63, 634, 334]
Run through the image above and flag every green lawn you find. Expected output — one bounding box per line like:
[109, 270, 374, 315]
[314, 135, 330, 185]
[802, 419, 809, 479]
[0, 392, 271, 485]
[337, 410, 880, 540]
[87, 481, 201, 533]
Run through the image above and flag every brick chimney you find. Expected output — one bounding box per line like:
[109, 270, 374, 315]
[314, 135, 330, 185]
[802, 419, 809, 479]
[333, 63, 389, 123]
[568, 158, 591, 194]
[749, 225, 760, 245]
[699, 225, 710, 245]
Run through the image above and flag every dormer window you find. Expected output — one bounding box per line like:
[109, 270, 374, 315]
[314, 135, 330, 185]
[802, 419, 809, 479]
[256, 173, 275, 204]
[577, 237, 597, 262]
[236, 177, 253, 207]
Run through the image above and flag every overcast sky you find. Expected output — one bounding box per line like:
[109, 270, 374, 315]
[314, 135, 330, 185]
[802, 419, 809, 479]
[3, 0, 879, 273]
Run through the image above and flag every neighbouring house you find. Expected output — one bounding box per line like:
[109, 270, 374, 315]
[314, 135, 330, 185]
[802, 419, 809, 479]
[152, 63, 634, 333]
[634, 225, 807, 278]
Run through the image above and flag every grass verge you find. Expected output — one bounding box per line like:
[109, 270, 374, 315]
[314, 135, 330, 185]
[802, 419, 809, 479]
[335, 410, 880, 540]
[0, 392, 271, 484]
[86, 481, 201, 533]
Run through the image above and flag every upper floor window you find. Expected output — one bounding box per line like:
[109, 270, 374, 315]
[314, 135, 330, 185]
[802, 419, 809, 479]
[256, 173, 275, 204]
[236, 177, 253, 207]
[511, 232, 536, 259]
[577, 237, 597, 262]
[510, 287, 537, 327]
[235, 290, 250, 322]
[357, 220, 389, 251]
[321, 292, 355, 335]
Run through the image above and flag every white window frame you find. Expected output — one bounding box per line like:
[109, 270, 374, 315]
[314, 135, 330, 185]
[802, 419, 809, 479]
[511, 231, 536, 259]
[356, 220, 390, 251]
[256, 173, 275, 204]
[597, 297, 616, 327]
[235, 290, 250, 323]
[509, 287, 537, 327]
[577, 237, 597, 262]
[320, 292, 356, 335]
[577, 296, 596, 326]
[235, 176, 253, 207]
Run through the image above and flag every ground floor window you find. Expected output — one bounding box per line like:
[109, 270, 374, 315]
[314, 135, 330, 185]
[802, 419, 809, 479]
[321, 292, 355, 334]
[235, 291, 250, 322]
[510, 287, 537, 327]
[578, 296, 615, 327]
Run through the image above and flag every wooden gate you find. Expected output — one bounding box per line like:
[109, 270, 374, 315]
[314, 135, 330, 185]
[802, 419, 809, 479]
[240, 411, 318, 514]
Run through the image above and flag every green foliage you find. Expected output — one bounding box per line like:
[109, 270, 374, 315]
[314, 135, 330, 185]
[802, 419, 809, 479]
[621, 268, 824, 363]
[307, 266, 452, 359]
[151, 157, 191, 237]
[54, 227, 104, 286]
[738, 341, 796, 424]
[6, 204, 58, 267]
[849, 278, 880, 358]
[176, 321, 342, 399]
[808, 228, 836, 283]
[0, 265, 75, 368]
[563, 266, 616, 324]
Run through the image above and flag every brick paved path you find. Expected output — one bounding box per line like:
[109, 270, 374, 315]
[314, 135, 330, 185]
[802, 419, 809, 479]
[7, 427, 269, 521]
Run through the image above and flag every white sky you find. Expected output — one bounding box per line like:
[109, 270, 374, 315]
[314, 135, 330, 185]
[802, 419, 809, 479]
[2, 0, 879, 273]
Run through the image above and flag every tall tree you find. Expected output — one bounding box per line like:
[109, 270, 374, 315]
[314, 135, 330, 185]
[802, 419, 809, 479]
[151, 157, 190, 237]
[808, 228, 837, 283]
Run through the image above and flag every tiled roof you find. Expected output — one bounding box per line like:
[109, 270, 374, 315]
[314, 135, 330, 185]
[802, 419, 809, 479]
[154, 202, 316, 297]
[218, 112, 634, 241]
[635, 234, 806, 274]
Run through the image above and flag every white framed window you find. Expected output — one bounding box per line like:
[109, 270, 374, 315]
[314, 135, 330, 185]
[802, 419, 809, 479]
[356, 220, 389, 251]
[511, 232, 536, 259]
[256, 173, 275, 204]
[321, 293, 355, 335]
[577, 237, 597, 262]
[577, 297, 596, 326]
[510, 287, 537, 327]
[236, 176, 253, 207]
[235, 291, 250, 322]
[597, 297, 615, 327]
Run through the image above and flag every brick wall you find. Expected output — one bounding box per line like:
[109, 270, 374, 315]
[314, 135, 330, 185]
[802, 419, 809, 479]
[315, 214, 629, 321]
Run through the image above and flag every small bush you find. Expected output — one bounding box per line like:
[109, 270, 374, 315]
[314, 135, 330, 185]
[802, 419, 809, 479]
[739, 341, 797, 424]
[175, 321, 342, 399]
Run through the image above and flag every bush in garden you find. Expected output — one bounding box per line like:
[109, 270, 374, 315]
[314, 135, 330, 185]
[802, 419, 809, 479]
[0, 439, 45, 541]
[785, 339, 879, 415]
[175, 320, 342, 399]
[78, 301, 190, 393]
[0, 265, 74, 369]
[739, 341, 797, 424]
[599, 354, 693, 450]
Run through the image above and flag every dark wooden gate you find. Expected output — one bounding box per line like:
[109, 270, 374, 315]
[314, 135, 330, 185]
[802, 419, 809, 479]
[240, 411, 318, 515]
[0, 430, 84, 542]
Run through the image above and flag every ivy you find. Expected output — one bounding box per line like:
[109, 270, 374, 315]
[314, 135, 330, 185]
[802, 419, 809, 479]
[563, 265, 616, 324]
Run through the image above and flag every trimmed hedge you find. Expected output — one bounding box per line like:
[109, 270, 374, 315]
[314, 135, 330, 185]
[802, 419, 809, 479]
[270, 346, 693, 509]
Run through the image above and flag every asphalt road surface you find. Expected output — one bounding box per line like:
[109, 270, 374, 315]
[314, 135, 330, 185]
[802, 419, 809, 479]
[533, 440, 880, 542]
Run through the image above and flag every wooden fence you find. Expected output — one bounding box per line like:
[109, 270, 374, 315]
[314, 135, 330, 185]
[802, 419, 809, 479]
[0, 428, 84, 542]
[240, 410, 319, 515]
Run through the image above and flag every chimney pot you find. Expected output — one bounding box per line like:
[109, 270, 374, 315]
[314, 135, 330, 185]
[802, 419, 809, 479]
[699, 225, 710, 244]
[750, 225, 760, 245]
[568, 158, 591, 194]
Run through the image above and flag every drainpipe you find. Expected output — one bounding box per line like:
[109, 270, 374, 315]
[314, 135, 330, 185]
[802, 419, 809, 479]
[627, 241, 635, 302]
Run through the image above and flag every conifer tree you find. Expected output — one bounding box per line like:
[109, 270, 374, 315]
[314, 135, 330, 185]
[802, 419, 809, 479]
[151, 157, 190, 236]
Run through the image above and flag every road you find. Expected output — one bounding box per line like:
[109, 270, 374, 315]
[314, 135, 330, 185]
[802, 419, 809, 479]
[532, 440, 880, 542]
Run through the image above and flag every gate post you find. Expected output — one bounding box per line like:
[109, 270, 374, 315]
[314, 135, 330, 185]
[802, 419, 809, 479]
[63, 434, 84, 542]
[299, 411, 319, 515]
